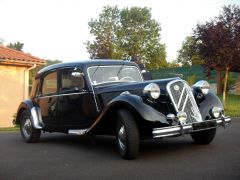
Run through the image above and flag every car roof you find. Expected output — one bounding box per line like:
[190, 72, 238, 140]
[37, 59, 138, 78]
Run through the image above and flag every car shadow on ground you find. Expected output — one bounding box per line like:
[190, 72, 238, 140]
[38, 133, 197, 159]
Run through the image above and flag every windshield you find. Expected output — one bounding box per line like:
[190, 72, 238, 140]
[88, 65, 143, 85]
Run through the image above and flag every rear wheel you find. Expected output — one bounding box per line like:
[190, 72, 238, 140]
[116, 109, 139, 159]
[20, 110, 41, 143]
[191, 128, 216, 144]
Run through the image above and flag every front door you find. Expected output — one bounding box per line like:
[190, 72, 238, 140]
[57, 67, 97, 128]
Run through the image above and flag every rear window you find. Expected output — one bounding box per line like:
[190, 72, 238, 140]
[42, 72, 57, 95]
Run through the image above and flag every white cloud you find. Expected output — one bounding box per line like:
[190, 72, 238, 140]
[0, 0, 238, 62]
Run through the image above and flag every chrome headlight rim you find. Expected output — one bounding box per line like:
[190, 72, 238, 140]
[143, 83, 161, 99]
[193, 80, 210, 95]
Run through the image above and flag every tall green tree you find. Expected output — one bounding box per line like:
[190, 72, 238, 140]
[177, 36, 203, 66]
[86, 6, 166, 70]
[7, 41, 24, 51]
[119, 7, 166, 69]
[86, 6, 121, 59]
[194, 4, 240, 107]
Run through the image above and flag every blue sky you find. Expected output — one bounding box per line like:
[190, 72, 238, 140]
[0, 0, 239, 62]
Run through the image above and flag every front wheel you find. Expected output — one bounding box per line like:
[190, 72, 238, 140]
[191, 128, 216, 144]
[20, 110, 41, 143]
[116, 110, 140, 159]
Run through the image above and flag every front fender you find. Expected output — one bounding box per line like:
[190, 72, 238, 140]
[16, 99, 43, 129]
[107, 94, 168, 124]
[198, 92, 223, 120]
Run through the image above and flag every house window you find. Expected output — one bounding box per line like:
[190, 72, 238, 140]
[60, 68, 84, 92]
[42, 72, 57, 95]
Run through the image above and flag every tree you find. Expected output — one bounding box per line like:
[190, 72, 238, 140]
[86, 6, 121, 59]
[177, 36, 203, 66]
[194, 4, 240, 107]
[7, 41, 24, 51]
[86, 6, 166, 70]
[119, 7, 166, 69]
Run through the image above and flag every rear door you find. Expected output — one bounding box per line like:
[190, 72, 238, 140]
[38, 71, 58, 125]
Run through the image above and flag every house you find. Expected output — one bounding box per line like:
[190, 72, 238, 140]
[0, 45, 45, 127]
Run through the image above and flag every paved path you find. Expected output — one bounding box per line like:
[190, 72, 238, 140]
[0, 119, 239, 180]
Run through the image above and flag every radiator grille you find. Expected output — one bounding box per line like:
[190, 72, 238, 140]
[167, 80, 202, 124]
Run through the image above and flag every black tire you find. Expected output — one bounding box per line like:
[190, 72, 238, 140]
[191, 128, 216, 144]
[20, 110, 41, 143]
[116, 109, 140, 159]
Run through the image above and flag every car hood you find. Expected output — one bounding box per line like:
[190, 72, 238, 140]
[95, 77, 179, 94]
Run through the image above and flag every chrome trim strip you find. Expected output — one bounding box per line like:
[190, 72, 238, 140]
[30, 107, 43, 129]
[166, 80, 179, 111]
[177, 86, 185, 109]
[89, 82, 100, 112]
[152, 117, 231, 138]
[68, 129, 88, 135]
[182, 94, 189, 112]
[39, 91, 89, 99]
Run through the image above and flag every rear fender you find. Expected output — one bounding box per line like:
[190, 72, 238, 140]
[16, 100, 43, 129]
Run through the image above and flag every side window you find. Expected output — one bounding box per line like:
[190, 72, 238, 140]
[42, 72, 57, 95]
[30, 79, 40, 98]
[60, 68, 84, 92]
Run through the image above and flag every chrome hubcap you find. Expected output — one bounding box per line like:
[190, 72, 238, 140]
[22, 118, 32, 138]
[118, 125, 126, 150]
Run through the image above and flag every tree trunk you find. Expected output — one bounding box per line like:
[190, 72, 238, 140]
[216, 70, 222, 95]
[222, 67, 230, 108]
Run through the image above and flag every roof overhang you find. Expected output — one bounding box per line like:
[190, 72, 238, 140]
[0, 59, 46, 67]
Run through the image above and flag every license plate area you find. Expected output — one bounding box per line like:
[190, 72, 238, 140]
[192, 121, 217, 131]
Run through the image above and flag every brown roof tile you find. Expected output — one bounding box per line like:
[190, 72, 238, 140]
[0, 45, 45, 66]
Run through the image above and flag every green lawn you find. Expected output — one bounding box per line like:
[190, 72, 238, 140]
[0, 126, 19, 132]
[218, 95, 240, 117]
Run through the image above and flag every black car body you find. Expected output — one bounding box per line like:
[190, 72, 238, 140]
[16, 60, 231, 159]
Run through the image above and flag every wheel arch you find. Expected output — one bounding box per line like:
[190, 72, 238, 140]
[16, 100, 34, 125]
[16, 100, 43, 129]
[199, 92, 223, 120]
[89, 94, 168, 135]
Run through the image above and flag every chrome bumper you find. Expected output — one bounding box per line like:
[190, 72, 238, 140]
[152, 117, 231, 138]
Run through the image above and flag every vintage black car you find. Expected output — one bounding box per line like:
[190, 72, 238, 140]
[16, 60, 231, 159]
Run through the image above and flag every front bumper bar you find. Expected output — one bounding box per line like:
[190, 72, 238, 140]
[152, 117, 231, 138]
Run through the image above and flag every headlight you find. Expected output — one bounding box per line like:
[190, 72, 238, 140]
[143, 83, 161, 99]
[211, 107, 223, 118]
[177, 111, 187, 124]
[193, 80, 210, 95]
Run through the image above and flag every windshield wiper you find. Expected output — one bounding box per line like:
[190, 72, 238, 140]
[116, 64, 125, 77]
[91, 64, 101, 80]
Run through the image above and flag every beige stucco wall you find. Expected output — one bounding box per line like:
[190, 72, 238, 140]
[0, 65, 29, 127]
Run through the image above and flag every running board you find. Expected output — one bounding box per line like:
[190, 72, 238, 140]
[68, 129, 88, 135]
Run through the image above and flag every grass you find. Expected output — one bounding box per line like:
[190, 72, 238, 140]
[218, 95, 240, 117]
[0, 126, 19, 132]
